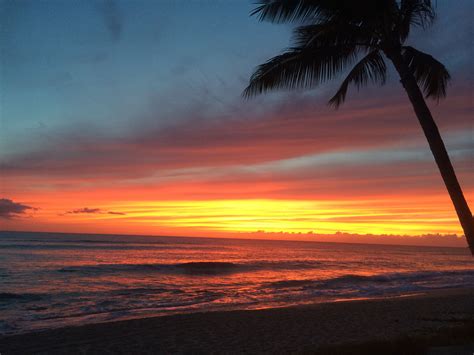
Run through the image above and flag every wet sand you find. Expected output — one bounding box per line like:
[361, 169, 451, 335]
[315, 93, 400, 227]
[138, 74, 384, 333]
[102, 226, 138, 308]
[1, 288, 474, 354]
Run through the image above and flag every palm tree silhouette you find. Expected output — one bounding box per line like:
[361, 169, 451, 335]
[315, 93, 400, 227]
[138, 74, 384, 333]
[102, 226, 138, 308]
[244, 0, 473, 254]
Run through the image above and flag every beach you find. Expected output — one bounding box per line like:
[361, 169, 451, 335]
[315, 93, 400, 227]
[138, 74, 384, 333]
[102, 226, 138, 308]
[2, 287, 473, 354]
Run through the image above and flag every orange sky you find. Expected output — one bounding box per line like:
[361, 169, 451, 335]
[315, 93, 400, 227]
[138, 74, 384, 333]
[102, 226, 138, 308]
[2, 89, 472, 247]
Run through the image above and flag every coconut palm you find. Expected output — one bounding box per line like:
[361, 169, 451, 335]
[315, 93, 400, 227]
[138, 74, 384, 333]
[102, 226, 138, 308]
[244, 0, 473, 254]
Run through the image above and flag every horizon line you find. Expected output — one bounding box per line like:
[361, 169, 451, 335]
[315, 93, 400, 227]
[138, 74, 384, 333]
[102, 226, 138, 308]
[1, 229, 468, 250]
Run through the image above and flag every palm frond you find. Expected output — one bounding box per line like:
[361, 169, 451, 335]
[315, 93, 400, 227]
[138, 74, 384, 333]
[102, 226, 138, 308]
[293, 22, 379, 48]
[243, 45, 359, 98]
[251, 0, 396, 25]
[250, 0, 338, 24]
[399, 0, 436, 42]
[402, 46, 450, 100]
[329, 50, 387, 108]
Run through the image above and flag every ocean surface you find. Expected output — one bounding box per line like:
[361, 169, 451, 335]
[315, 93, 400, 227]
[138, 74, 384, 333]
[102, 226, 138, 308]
[1, 231, 473, 335]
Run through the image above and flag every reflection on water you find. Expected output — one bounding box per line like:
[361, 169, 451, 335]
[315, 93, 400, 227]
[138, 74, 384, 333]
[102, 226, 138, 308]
[1, 231, 473, 335]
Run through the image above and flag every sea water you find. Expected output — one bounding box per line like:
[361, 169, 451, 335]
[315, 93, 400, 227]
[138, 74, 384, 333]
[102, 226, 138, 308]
[1, 231, 473, 335]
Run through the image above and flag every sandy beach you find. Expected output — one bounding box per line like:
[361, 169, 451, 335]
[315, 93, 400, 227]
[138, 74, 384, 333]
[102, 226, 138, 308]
[2, 287, 473, 354]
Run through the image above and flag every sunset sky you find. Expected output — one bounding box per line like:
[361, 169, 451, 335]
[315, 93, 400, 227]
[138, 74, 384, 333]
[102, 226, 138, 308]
[1, 0, 473, 245]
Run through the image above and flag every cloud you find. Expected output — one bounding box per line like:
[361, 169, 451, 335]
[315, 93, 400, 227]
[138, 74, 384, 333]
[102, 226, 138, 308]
[107, 211, 126, 215]
[65, 207, 125, 215]
[96, 0, 122, 41]
[241, 231, 468, 248]
[67, 207, 102, 214]
[2, 86, 471, 183]
[0, 198, 35, 219]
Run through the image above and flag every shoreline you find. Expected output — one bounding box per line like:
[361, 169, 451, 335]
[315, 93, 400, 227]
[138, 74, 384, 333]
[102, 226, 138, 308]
[2, 287, 474, 354]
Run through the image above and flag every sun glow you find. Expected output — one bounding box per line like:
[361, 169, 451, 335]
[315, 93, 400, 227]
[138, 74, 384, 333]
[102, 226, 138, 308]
[87, 198, 461, 236]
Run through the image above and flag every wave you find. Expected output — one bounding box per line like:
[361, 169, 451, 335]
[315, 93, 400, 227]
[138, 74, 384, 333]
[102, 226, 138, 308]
[57, 260, 321, 275]
[175, 262, 238, 274]
[0, 243, 179, 251]
[268, 279, 316, 288]
[0, 292, 44, 302]
[345, 269, 474, 283]
[268, 269, 474, 290]
[74, 239, 166, 245]
[59, 261, 241, 275]
[0, 287, 186, 305]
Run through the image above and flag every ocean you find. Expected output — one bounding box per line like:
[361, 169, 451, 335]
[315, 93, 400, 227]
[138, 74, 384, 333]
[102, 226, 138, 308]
[1, 231, 473, 335]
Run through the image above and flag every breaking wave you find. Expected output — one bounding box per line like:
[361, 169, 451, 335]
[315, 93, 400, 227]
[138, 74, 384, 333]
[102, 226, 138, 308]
[268, 269, 474, 291]
[57, 260, 321, 275]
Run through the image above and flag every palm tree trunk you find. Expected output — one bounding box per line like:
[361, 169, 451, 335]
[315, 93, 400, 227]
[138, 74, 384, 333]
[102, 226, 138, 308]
[388, 52, 474, 255]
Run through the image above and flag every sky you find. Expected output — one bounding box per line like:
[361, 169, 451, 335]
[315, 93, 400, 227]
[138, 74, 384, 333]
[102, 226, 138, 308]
[1, 0, 473, 246]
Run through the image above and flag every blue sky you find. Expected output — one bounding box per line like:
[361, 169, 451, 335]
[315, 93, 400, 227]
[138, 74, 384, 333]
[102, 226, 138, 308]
[2, 0, 471, 158]
[2, 0, 291, 155]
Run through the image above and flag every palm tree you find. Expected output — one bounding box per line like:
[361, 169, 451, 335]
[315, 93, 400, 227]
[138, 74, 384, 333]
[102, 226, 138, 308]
[243, 0, 473, 254]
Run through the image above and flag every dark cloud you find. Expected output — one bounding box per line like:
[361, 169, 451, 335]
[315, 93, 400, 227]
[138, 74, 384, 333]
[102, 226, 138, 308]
[0, 198, 35, 219]
[96, 0, 122, 41]
[107, 211, 126, 215]
[67, 207, 102, 214]
[65, 207, 125, 215]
